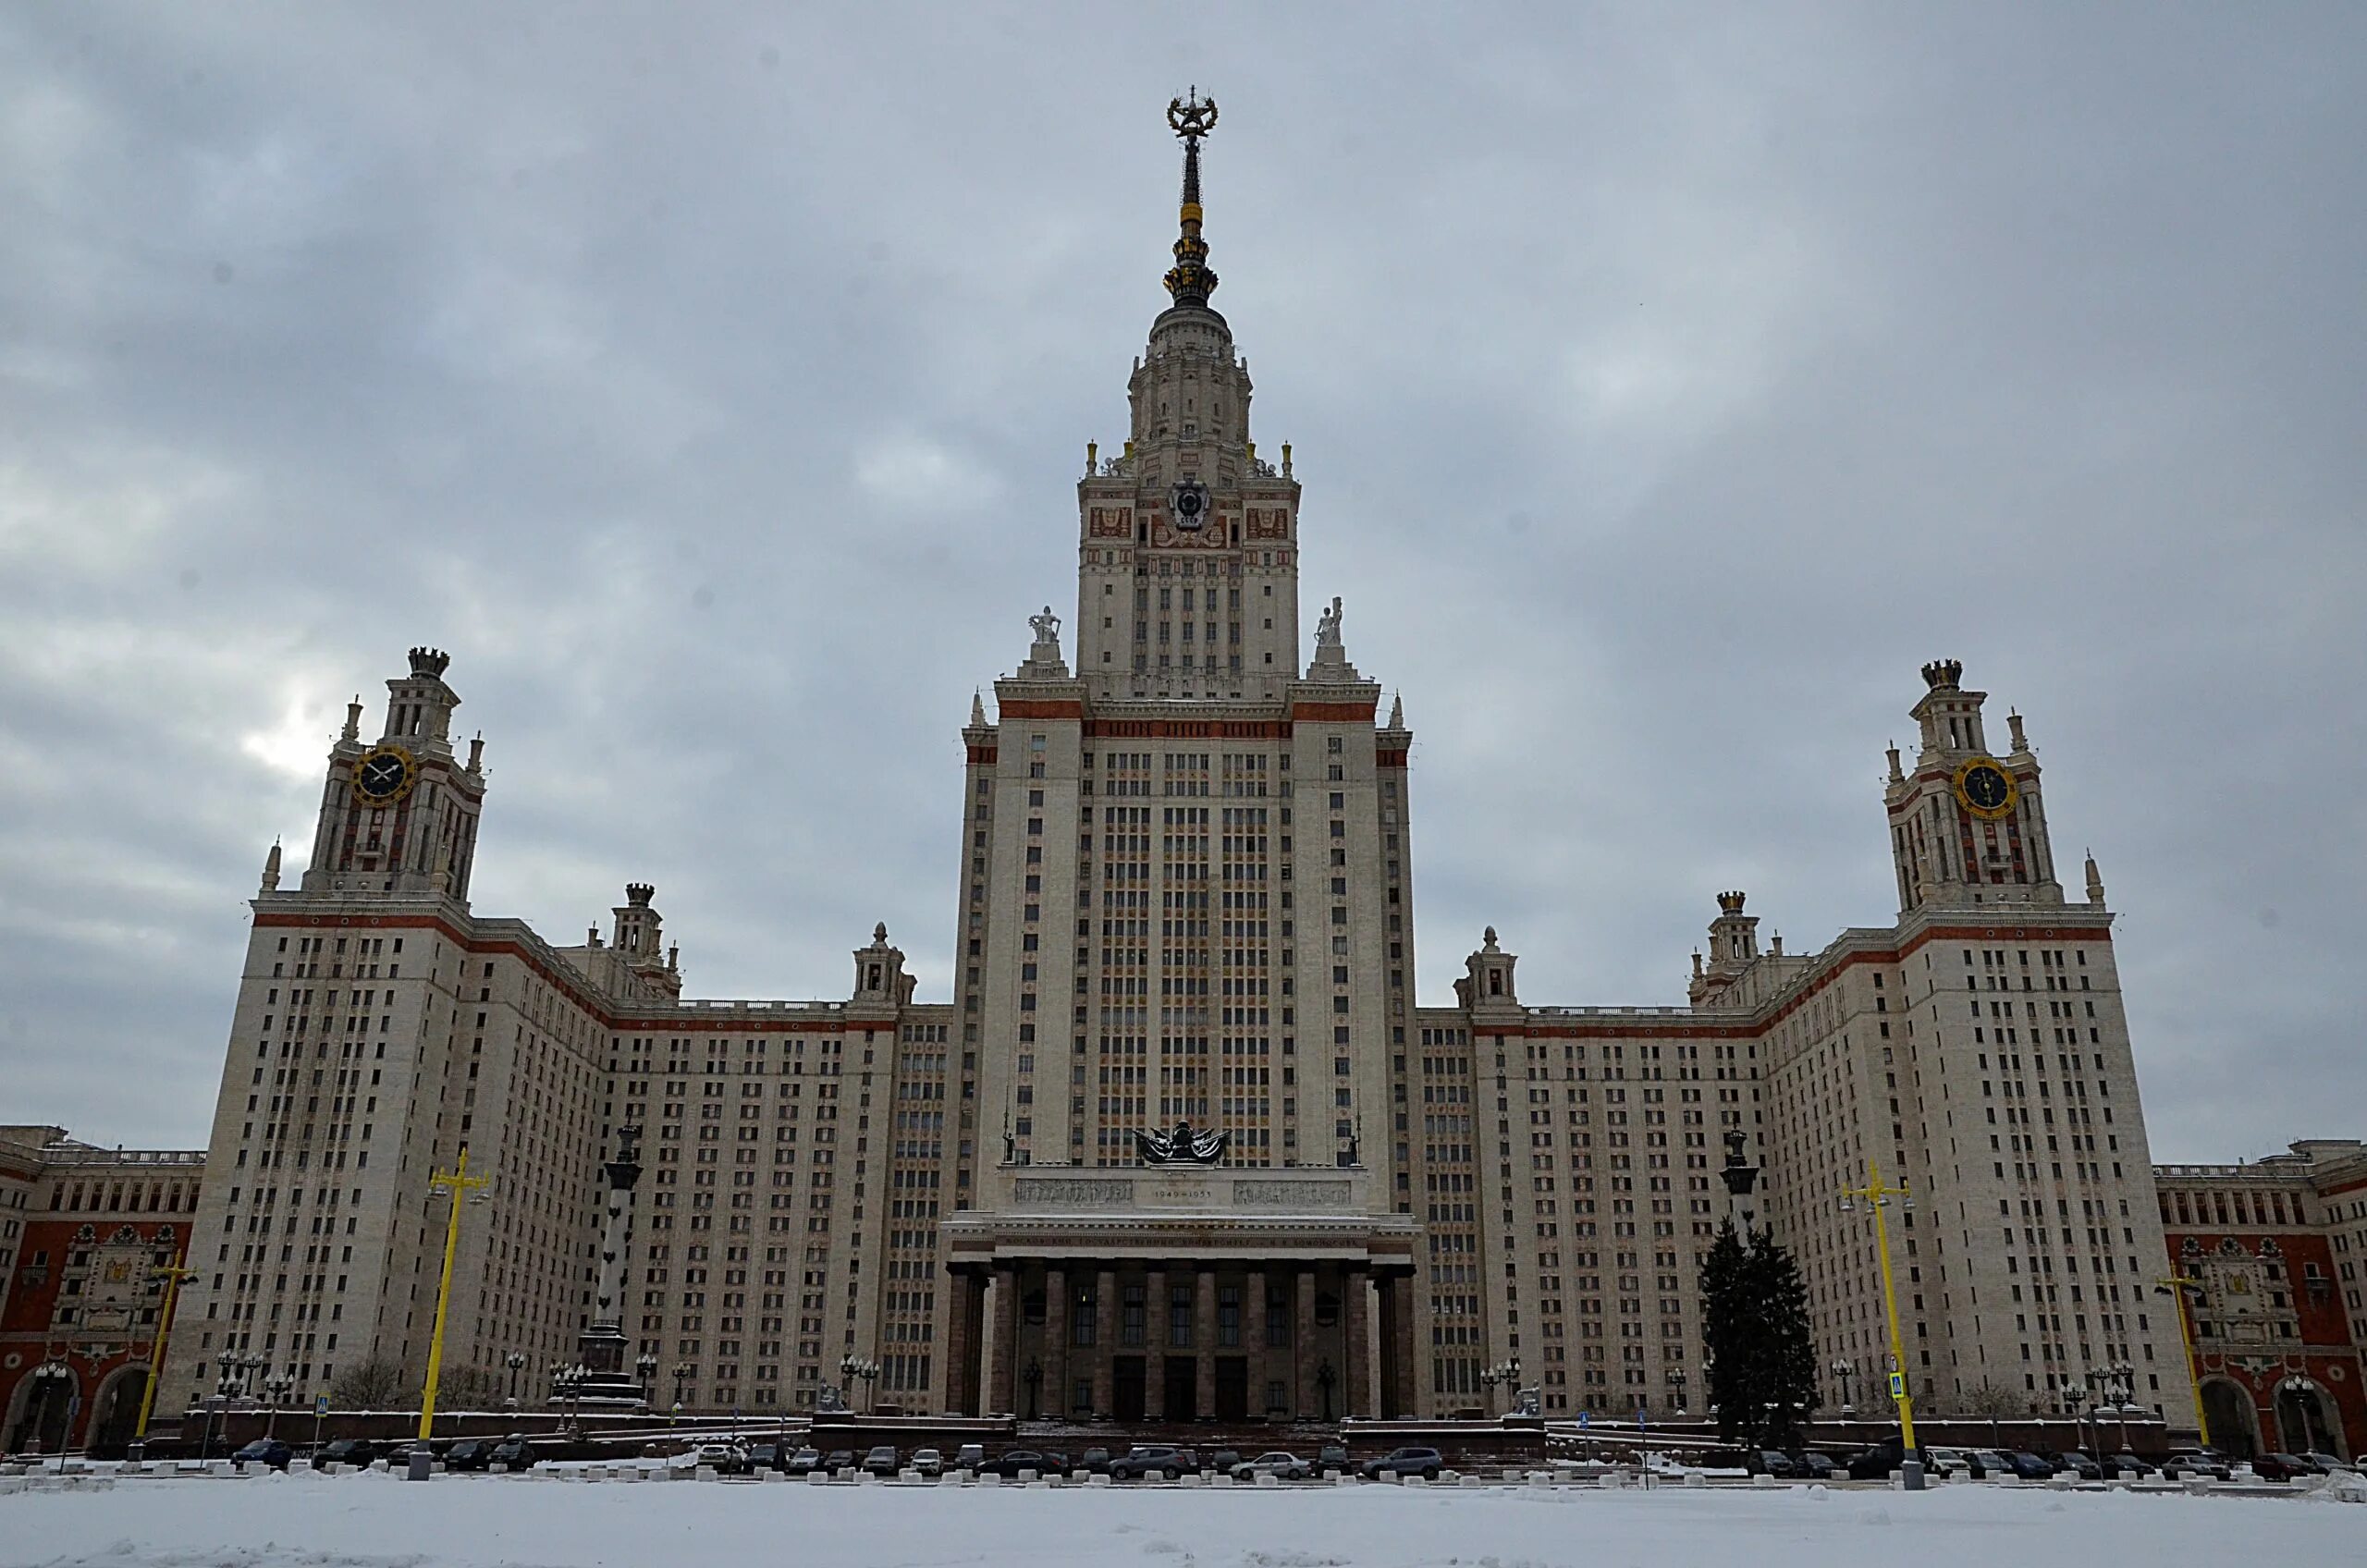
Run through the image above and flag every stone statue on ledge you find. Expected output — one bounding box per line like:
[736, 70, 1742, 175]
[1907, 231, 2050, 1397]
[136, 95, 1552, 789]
[816, 1383, 848, 1414]
[1136, 1118, 1227, 1166]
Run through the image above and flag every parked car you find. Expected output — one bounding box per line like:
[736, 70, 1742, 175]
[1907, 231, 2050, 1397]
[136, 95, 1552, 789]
[1232, 1452, 1312, 1482]
[2035, 1450, 2100, 1480]
[2163, 1449, 2233, 1480]
[1844, 1439, 1932, 1480]
[442, 1439, 494, 1472]
[490, 1436, 540, 1471]
[2252, 1452, 2322, 1482]
[982, 1448, 1061, 1479]
[783, 1447, 824, 1476]
[1109, 1444, 1199, 1480]
[1924, 1447, 1977, 1479]
[232, 1438, 293, 1471]
[1078, 1447, 1113, 1475]
[745, 1440, 786, 1473]
[315, 1438, 378, 1467]
[820, 1450, 856, 1475]
[1317, 1443, 1350, 1475]
[912, 1448, 944, 1477]
[1991, 1452, 2055, 1481]
[1207, 1449, 1241, 1476]
[1360, 1447, 1443, 1481]
[2303, 1452, 2351, 1473]
[953, 1444, 986, 1474]
[1794, 1452, 1840, 1481]
[1751, 1451, 1809, 1479]
[2103, 1452, 2155, 1479]
[863, 1445, 901, 1477]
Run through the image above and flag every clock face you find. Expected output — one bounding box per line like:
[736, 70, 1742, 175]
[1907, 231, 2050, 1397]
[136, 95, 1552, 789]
[1952, 756, 2018, 820]
[1170, 477, 1210, 532]
[353, 744, 417, 805]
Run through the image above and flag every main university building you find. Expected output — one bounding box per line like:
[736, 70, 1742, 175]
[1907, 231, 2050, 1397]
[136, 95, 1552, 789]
[160, 105, 2202, 1436]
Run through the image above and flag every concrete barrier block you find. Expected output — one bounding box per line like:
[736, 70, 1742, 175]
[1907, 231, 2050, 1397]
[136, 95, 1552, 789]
[978, 1472, 1000, 1487]
[1683, 1471, 1704, 1488]
[1089, 1473, 1112, 1487]
[1405, 1475, 1428, 1488]
[1180, 1473, 1204, 1488]
[368, 1459, 389, 1475]
[807, 1469, 829, 1486]
[1017, 1468, 1036, 1484]
[622, 1468, 644, 1482]
[1210, 1474, 1233, 1488]
[214, 1461, 236, 1477]
[1257, 1474, 1280, 1488]
[2048, 1476, 2073, 1491]
[1460, 1474, 1484, 1488]
[1334, 1473, 1357, 1486]
[1381, 1472, 1402, 1486]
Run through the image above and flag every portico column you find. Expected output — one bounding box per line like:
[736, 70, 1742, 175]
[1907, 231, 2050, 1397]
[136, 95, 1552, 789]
[1044, 1265, 1069, 1421]
[1344, 1268, 1373, 1417]
[1391, 1275, 1418, 1418]
[1196, 1267, 1217, 1419]
[987, 1263, 1018, 1416]
[1144, 1267, 1167, 1420]
[1093, 1268, 1117, 1417]
[1246, 1268, 1269, 1420]
[1295, 1268, 1318, 1419]
[942, 1268, 977, 1415]
[1375, 1274, 1402, 1418]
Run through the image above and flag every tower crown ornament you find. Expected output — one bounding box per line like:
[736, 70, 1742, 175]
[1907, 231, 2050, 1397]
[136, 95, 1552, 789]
[1919, 658, 1964, 692]
[1715, 889, 1748, 914]
[625, 882, 655, 907]
[1161, 89, 1220, 307]
[407, 646, 451, 679]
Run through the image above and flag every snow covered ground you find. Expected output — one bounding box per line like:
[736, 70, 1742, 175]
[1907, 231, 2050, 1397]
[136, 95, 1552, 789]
[2, 1470, 2361, 1568]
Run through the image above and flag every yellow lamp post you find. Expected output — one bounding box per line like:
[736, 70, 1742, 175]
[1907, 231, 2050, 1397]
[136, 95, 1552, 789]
[417, 1145, 489, 1442]
[1842, 1159, 1920, 1484]
[2154, 1272, 2210, 1449]
[132, 1264, 197, 1441]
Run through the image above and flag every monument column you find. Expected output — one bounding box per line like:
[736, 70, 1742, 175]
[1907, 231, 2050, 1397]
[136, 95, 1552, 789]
[1196, 1267, 1217, 1419]
[1246, 1268, 1269, 1420]
[1295, 1268, 1318, 1419]
[987, 1263, 1018, 1415]
[571, 1125, 646, 1407]
[1143, 1266, 1167, 1420]
[1344, 1268, 1373, 1417]
[1044, 1264, 1069, 1421]
[1093, 1268, 1118, 1417]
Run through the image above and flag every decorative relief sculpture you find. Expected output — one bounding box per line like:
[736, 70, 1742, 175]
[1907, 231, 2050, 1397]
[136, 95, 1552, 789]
[1012, 1177, 1135, 1207]
[1136, 1118, 1227, 1165]
[1233, 1179, 1352, 1210]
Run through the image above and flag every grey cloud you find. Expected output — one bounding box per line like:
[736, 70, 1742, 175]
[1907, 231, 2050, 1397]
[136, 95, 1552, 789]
[2, 3, 2361, 1163]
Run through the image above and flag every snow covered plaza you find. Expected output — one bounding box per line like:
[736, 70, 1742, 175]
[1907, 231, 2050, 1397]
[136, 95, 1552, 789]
[4, 1472, 2363, 1568]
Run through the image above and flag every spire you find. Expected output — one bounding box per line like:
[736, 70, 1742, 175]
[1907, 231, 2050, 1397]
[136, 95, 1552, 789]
[260, 839, 281, 893]
[970, 689, 987, 728]
[2085, 848, 2105, 907]
[1161, 90, 1220, 307]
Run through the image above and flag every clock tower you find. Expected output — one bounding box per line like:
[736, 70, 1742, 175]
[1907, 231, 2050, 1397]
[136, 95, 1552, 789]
[300, 646, 485, 901]
[1885, 657, 2066, 913]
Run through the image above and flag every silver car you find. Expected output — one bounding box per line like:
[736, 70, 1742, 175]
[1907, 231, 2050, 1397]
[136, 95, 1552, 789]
[1232, 1451, 1312, 1482]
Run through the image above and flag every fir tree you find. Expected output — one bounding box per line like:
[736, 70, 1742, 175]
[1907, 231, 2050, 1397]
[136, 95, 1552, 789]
[1699, 1220, 1823, 1449]
[1699, 1219, 1756, 1444]
[1749, 1226, 1822, 1449]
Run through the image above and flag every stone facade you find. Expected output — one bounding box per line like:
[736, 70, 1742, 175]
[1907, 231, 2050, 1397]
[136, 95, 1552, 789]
[141, 105, 2255, 1439]
[0, 1127, 202, 1452]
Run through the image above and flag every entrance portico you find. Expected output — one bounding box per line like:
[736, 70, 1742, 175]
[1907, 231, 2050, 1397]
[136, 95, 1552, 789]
[940, 1162, 1418, 1421]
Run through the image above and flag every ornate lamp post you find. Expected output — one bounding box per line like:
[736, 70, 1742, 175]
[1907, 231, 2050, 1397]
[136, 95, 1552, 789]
[1666, 1367, 1688, 1416]
[2106, 1361, 2140, 1452]
[1841, 1161, 1922, 1490]
[1021, 1357, 1043, 1421]
[505, 1351, 527, 1410]
[1829, 1357, 1857, 1416]
[671, 1363, 693, 1425]
[1478, 1357, 1523, 1412]
[1316, 1359, 1337, 1422]
[262, 1372, 296, 1440]
[2061, 1381, 2091, 1463]
[839, 1354, 880, 1414]
[26, 1359, 74, 1463]
[635, 1352, 659, 1406]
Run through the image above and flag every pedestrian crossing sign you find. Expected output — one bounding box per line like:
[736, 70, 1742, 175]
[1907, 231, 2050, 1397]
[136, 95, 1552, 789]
[1888, 1371, 1907, 1399]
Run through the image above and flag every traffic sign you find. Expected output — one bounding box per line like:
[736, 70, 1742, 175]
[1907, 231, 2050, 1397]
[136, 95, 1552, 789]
[1577, 1411, 1589, 1429]
[1888, 1371, 1907, 1399]
[315, 1393, 330, 1418]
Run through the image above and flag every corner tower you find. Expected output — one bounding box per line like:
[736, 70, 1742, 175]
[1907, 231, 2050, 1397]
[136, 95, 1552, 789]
[301, 647, 485, 901]
[1073, 92, 1304, 700]
[1884, 658, 2064, 913]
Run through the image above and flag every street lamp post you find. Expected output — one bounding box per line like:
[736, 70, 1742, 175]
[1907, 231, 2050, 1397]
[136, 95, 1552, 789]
[635, 1352, 658, 1407]
[27, 1360, 74, 1464]
[1666, 1368, 1687, 1416]
[840, 1355, 880, 1414]
[1478, 1357, 1522, 1413]
[2154, 1274, 2211, 1450]
[2062, 1382, 2091, 1463]
[2106, 1361, 2139, 1452]
[1316, 1359, 1337, 1422]
[132, 1265, 197, 1443]
[1841, 1160, 1922, 1490]
[1829, 1358, 1857, 1419]
[262, 1373, 295, 1440]
[505, 1352, 527, 1409]
[1021, 1357, 1042, 1421]
[671, 1363, 693, 1425]
[417, 1145, 490, 1443]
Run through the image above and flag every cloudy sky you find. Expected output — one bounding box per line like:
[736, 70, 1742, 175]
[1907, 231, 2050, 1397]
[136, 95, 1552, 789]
[3, 4, 2361, 1162]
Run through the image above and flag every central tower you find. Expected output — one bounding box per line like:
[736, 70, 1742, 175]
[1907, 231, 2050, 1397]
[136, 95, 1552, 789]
[1073, 92, 1305, 700]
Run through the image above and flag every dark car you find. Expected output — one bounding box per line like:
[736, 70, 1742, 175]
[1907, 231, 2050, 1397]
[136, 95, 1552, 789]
[1318, 1443, 1350, 1475]
[2103, 1452, 2155, 1479]
[1360, 1447, 1443, 1481]
[233, 1438, 293, 1471]
[982, 1448, 1061, 1479]
[821, 1449, 856, 1475]
[2253, 1452, 2322, 1482]
[2036, 1450, 2100, 1480]
[316, 1438, 378, 1467]
[863, 1445, 901, 1477]
[1109, 1444, 1199, 1480]
[1988, 1452, 2054, 1481]
[953, 1443, 986, 1474]
[1844, 1438, 1932, 1481]
[1208, 1449, 1241, 1476]
[490, 1436, 540, 1471]
[1795, 1452, 1840, 1481]
[443, 1439, 494, 1472]
[1751, 1451, 1809, 1478]
[1079, 1447, 1113, 1475]
[745, 1440, 786, 1473]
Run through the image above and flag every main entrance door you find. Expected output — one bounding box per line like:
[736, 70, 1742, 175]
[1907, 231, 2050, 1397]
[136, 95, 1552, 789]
[1112, 1357, 1146, 1424]
[1164, 1356, 1197, 1423]
[1214, 1356, 1248, 1421]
